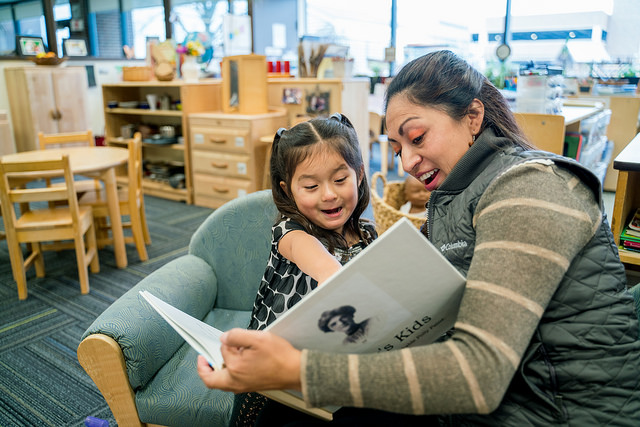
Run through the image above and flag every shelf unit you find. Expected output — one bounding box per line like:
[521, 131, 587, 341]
[611, 133, 640, 267]
[102, 80, 222, 203]
[189, 110, 287, 209]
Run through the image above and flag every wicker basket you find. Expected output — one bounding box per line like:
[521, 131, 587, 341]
[30, 56, 67, 66]
[371, 171, 427, 234]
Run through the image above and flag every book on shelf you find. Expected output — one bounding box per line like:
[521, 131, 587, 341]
[139, 217, 467, 420]
[621, 225, 640, 243]
[628, 208, 640, 233]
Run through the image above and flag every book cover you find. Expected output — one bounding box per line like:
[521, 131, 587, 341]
[140, 218, 466, 420]
[629, 208, 640, 232]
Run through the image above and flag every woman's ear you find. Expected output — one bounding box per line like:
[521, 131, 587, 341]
[467, 98, 485, 135]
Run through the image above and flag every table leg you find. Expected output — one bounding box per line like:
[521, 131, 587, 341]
[102, 168, 127, 268]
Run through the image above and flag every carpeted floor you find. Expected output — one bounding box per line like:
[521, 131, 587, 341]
[0, 195, 214, 427]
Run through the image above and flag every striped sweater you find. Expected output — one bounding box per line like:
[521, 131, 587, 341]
[300, 131, 640, 424]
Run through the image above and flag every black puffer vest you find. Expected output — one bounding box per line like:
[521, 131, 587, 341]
[431, 129, 640, 426]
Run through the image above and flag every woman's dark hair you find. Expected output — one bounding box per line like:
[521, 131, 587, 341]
[270, 113, 370, 252]
[384, 50, 534, 150]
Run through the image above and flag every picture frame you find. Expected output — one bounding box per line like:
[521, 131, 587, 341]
[16, 36, 46, 56]
[306, 90, 330, 115]
[63, 38, 88, 57]
[282, 88, 302, 105]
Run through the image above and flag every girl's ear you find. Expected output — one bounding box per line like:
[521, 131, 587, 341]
[467, 98, 485, 135]
[279, 180, 289, 195]
[358, 165, 365, 185]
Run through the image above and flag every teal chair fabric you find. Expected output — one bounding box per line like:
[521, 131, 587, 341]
[81, 190, 278, 426]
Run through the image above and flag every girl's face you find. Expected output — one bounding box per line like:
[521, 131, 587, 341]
[282, 148, 361, 235]
[386, 95, 483, 191]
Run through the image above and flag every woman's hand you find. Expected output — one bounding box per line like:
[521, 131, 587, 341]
[197, 328, 302, 393]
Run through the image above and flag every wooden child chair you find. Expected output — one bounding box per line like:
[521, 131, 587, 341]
[0, 155, 100, 300]
[79, 133, 151, 261]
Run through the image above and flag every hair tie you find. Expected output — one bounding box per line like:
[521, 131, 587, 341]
[273, 127, 286, 145]
[329, 112, 354, 129]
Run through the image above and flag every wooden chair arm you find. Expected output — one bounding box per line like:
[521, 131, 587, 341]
[77, 334, 145, 427]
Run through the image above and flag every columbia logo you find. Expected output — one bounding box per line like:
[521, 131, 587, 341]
[440, 240, 468, 252]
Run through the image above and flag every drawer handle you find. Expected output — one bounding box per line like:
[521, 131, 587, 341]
[209, 138, 226, 144]
[212, 187, 230, 194]
[211, 162, 229, 169]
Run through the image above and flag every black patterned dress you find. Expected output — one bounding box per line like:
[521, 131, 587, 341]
[231, 217, 377, 426]
[248, 217, 377, 331]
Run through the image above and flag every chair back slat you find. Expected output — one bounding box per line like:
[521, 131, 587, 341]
[8, 187, 69, 203]
[0, 155, 80, 221]
[127, 133, 143, 205]
[38, 130, 94, 150]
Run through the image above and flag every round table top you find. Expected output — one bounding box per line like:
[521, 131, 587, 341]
[1, 146, 128, 174]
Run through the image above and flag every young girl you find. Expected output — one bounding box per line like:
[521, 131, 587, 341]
[230, 114, 377, 426]
[248, 112, 377, 331]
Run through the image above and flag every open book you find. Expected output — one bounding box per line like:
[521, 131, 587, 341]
[140, 217, 466, 420]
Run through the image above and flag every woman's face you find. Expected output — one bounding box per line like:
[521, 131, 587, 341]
[327, 314, 355, 334]
[386, 95, 483, 192]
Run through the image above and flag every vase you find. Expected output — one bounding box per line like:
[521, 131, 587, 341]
[181, 56, 200, 82]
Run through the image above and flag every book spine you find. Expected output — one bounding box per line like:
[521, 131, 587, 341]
[622, 239, 640, 249]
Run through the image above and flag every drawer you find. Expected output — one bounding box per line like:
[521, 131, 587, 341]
[191, 126, 252, 153]
[193, 150, 255, 180]
[190, 116, 252, 130]
[193, 173, 256, 208]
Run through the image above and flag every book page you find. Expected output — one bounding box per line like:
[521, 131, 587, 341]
[140, 291, 225, 369]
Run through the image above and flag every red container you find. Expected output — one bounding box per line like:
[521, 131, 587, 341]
[267, 61, 274, 72]
[275, 61, 282, 73]
[284, 61, 290, 73]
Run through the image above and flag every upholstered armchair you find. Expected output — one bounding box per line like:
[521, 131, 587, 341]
[78, 190, 277, 426]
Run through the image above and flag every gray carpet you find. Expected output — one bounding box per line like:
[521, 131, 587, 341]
[0, 195, 214, 426]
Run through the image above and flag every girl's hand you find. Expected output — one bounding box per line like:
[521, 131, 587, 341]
[197, 328, 302, 393]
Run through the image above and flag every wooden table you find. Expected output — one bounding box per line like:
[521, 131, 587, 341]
[611, 132, 640, 267]
[1, 146, 130, 268]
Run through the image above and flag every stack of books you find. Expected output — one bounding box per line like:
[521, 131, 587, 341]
[620, 208, 640, 252]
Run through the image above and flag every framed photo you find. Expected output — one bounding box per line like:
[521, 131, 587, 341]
[16, 36, 46, 56]
[282, 88, 302, 105]
[63, 38, 88, 57]
[306, 90, 330, 115]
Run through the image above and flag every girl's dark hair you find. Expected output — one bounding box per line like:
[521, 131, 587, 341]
[384, 50, 534, 150]
[270, 113, 370, 252]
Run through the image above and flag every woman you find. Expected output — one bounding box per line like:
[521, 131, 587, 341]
[198, 50, 640, 425]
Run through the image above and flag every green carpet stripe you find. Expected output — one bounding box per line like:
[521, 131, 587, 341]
[0, 308, 58, 334]
[0, 375, 58, 427]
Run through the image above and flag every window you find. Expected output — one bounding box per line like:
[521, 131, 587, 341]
[1, 0, 250, 59]
[88, 0, 121, 57]
[125, 0, 165, 58]
[305, 0, 391, 76]
[0, 0, 46, 56]
[170, 0, 247, 65]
